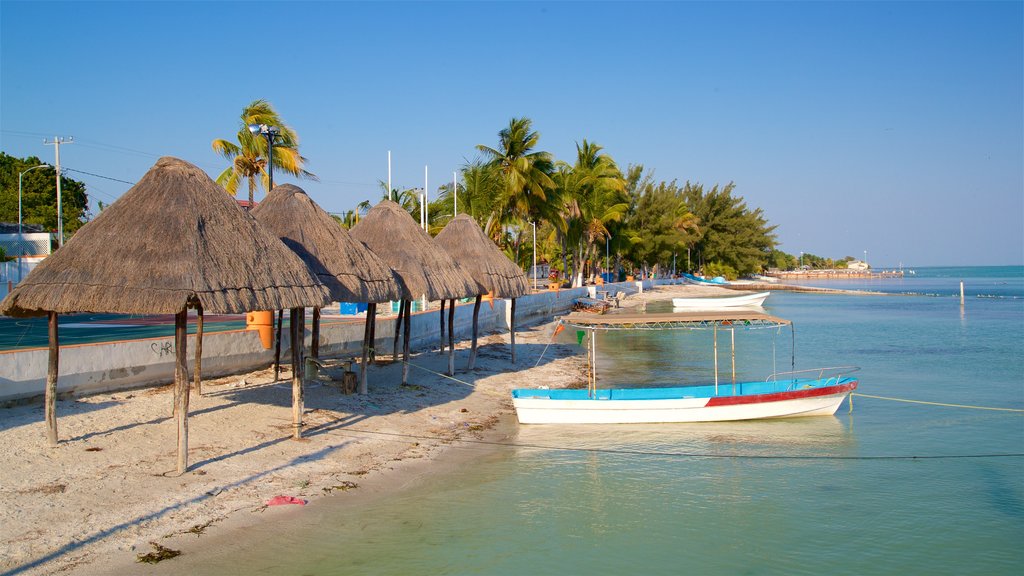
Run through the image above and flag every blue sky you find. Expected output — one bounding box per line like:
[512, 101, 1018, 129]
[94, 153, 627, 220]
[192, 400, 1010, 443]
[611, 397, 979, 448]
[2, 1, 1021, 267]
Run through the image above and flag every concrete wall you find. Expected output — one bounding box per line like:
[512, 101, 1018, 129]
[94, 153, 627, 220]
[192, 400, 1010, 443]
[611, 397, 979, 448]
[0, 282, 655, 403]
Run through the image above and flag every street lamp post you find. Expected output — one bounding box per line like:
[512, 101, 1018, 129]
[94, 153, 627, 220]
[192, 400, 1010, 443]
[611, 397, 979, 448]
[532, 221, 537, 291]
[247, 124, 280, 204]
[17, 164, 49, 284]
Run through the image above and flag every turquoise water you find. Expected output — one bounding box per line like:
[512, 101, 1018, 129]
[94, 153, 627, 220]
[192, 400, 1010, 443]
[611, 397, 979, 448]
[176, 267, 1023, 575]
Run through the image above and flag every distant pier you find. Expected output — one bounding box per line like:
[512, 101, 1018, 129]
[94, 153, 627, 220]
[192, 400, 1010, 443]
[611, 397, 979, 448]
[766, 269, 905, 280]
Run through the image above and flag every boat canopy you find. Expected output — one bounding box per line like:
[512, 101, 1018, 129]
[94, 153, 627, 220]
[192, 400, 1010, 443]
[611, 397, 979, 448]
[560, 310, 791, 331]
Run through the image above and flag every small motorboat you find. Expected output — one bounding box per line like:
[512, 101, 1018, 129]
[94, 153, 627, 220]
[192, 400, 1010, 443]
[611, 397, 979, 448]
[671, 291, 770, 309]
[512, 310, 858, 424]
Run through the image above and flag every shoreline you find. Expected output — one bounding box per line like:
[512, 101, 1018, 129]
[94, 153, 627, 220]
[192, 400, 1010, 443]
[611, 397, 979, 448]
[0, 319, 586, 576]
[0, 283, 856, 575]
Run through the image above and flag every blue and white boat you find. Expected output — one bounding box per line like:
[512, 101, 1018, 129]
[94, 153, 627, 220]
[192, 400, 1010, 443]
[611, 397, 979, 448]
[512, 310, 858, 424]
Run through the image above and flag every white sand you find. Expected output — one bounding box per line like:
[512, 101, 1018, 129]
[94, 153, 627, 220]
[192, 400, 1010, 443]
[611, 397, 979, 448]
[0, 318, 593, 575]
[0, 285, 729, 575]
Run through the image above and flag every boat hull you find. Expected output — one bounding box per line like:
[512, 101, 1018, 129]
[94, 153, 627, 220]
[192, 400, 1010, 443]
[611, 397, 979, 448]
[671, 291, 770, 309]
[512, 379, 857, 424]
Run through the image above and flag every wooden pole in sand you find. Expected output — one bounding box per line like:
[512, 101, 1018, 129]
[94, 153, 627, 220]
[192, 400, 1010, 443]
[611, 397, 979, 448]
[290, 307, 304, 439]
[45, 311, 59, 446]
[368, 303, 378, 364]
[447, 298, 455, 376]
[510, 298, 517, 364]
[439, 299, 446, 353]
[311, 307, 321, 360]
[174, 308, 190, 474]
[273, 310, 284, 381]
[193, 302, 203, 396]
[360, 303, 373, 395]
[393, 300, 405, 362]
[402, 299, 411, 385]
[468, 295, 482, 370]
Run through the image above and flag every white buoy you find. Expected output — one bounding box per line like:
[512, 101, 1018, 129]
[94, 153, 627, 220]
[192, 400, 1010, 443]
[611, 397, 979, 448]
[960, 280, 965, 306]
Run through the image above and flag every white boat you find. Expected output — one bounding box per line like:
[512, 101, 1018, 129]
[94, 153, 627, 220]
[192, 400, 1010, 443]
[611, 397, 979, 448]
[671, 291, 770, 309]
[512, 311, 858, 424]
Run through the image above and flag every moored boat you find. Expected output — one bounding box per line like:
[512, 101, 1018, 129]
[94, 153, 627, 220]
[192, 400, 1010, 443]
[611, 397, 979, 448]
[512, 310, 858, 424]
[671, 291, 770, 309]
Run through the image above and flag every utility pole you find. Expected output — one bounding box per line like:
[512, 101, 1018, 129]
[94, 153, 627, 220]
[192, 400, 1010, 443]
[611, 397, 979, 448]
[43, 136, 73, 247]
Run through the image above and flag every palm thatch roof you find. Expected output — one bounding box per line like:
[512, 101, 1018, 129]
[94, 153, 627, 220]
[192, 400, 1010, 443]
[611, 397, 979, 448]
[0, 156, 332, 317]
[251, 184, 403, 303]
[349, 200, 481, 301]
[434, 214, 530, 298]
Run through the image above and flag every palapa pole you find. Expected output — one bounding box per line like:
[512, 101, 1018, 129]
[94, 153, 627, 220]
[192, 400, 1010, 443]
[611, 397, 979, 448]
[402, 299, 412, 385]
[439, 299, 446, 353]
[290, 308, 304, 439]
[447, 298, 455, 376]
[174, 309, 190, 474]
[273, 310, 284, 381]
[45, 312, 59, 446]
[510, 298, 517, 363]
[468, 295, 482, 370]
[193, 302, 204, 396]
[360, 303, 373, 395]
[368, 302, 377, 364]
[393, 300, 405, 362]
[311, 307, 321, 360]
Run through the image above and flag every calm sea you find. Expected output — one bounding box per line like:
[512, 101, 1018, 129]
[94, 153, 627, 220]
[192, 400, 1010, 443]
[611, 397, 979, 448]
[173, 266, 1024, 575]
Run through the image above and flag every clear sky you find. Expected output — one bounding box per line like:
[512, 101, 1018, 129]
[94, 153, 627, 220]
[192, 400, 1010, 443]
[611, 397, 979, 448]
[2, 1, 1021, 267]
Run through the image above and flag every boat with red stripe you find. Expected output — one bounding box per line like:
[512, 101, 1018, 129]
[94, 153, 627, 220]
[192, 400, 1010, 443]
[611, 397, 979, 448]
[512, 311, 859, 424]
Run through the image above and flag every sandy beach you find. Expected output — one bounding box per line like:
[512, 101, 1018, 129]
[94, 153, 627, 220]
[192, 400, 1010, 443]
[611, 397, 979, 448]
[0, 284, 749, 575]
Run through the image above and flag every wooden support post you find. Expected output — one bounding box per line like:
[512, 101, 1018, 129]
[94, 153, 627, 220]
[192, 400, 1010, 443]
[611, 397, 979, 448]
[439, 299, 446, 353]
[368, 302, 377, 364]
[468, 295, 482, 370]
[510, 297, 517, 364]
[290, 308, 304, 439]
[311, 307, 321, 360]
[174, 309, 190, 474]
[393, 300, 405, 362]
[193, 302, 204, 396]
[402, 299, 411, 385]
[273, 309, 283, 381]
[360, 303, 373, 395]
[45, 312, 59, 447]
[447, 298, 455, 376]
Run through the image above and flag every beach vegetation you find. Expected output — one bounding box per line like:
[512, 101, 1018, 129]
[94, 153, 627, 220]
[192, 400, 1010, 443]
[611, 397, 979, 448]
[343, 116, 785, 280]
[0, 152, 89, 240]
[211, 100, 317, 207]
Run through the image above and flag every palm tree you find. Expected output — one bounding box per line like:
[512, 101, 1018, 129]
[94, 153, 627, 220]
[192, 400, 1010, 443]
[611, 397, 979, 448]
[558, 140, 628, 285]
[211, 100, 317, 206]
[476, 117, 557, 237]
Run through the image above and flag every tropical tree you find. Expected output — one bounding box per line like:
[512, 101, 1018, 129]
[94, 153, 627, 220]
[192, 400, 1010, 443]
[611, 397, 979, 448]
[0, 152, 89, 240]
[211, 99, 317, 206]
[558, 140, 628, 284]
[683, 182, 776, 276]
[476, 117, 557, 237]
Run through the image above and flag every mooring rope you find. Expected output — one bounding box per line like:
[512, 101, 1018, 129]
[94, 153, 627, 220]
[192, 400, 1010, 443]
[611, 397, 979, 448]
[851, 393, 1024, 413]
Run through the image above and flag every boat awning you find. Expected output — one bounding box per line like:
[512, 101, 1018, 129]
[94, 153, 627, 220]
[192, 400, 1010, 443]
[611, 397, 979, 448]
[560, 310, 791, 330]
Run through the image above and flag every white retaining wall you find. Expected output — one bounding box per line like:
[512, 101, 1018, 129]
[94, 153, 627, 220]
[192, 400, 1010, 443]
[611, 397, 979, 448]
[0, 283, 648, 403]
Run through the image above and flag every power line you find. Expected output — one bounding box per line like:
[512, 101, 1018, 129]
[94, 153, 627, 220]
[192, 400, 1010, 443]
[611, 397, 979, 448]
[61, 167, 135, 186]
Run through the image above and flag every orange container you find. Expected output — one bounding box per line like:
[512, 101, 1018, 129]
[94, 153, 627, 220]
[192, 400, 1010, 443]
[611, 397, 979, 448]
[246, 310, 274, 349]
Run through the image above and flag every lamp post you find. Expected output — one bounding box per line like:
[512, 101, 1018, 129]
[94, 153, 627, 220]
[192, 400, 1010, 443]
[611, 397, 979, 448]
[532, 221, 537, 291]
[18, 164, 49, 283]
[605, 235, 610, 282]
[864, 250, 868, 269]
[247, 123, 280, 204]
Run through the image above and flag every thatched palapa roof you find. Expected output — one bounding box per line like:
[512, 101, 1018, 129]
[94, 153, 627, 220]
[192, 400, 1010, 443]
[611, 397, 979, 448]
[434, 214, 530, 298]
[349, 200, 481, 301]
[0, 157, 332, 317]
[251, 184, 403, 303]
